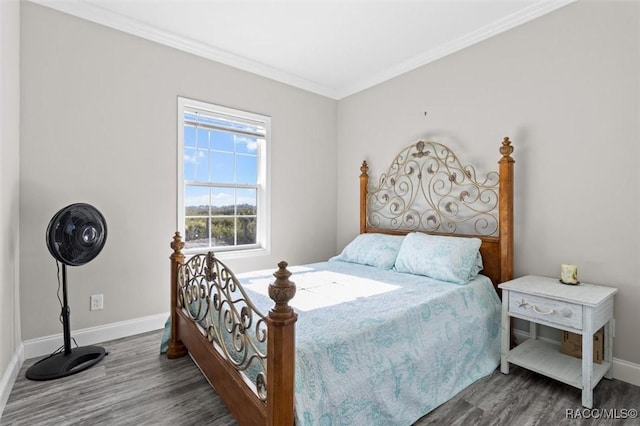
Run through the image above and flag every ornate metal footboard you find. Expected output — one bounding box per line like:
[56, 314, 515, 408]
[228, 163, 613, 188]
[167, 232, 297, 425]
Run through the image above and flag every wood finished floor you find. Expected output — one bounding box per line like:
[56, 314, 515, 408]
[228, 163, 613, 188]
[2, 330, 639, 425]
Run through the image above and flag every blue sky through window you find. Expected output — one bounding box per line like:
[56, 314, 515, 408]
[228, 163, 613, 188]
[183, 124, 260, 209]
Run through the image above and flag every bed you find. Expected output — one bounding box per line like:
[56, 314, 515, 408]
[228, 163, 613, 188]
[165, 137, 515, 425]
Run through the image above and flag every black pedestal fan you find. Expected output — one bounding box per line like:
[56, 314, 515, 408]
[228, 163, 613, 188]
[26, 203, 108, 381]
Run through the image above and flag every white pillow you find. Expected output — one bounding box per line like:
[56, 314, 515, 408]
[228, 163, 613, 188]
[394, 232, 482, 284]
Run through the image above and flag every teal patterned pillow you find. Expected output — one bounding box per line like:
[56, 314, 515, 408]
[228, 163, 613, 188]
[329, 233, 405, 269]
[471, 251, 484, 280]
[394, 232, 482, 284]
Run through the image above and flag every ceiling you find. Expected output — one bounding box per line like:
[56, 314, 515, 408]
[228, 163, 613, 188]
[31, 0, 574, 99]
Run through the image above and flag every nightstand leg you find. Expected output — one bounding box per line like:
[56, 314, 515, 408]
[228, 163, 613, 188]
[582, 310, 594, 408]
[501, 291, 510, 374]
[529, 321, 537, 340]
[604, 319, 613, 379]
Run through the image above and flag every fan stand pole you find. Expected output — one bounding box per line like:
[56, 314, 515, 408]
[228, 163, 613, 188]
[61, 264, 72, 356]
[25, 264, 106, 381]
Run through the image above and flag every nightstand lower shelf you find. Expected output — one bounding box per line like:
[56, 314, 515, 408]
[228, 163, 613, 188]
[506, 338, 611, 389]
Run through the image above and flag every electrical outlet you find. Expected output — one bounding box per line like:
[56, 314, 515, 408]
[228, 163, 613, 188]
[90, 294, 104, 311]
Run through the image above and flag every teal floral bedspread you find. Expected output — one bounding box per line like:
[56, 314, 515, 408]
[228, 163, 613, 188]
[233, 260, 501, 425]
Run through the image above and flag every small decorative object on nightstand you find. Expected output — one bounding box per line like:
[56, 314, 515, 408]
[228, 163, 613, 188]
[560, 263, 579, 284]
[499, 275, 617, 408]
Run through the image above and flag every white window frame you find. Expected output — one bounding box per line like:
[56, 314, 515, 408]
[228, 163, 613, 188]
[177, 97, 271, 257]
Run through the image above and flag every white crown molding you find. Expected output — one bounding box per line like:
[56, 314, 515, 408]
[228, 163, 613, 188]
[29, 0, 575, 100]
[28, 0, 339, 99]
[338, 0, 577, 98]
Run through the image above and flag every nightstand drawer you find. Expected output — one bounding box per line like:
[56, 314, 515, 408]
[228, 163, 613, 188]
[508, 291, 582, 330]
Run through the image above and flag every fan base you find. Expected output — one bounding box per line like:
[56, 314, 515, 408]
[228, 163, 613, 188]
[25, 345, 106, 381]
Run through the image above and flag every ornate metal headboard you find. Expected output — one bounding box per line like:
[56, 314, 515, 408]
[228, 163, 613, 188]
[365, 140, 500, 236]
[359, 137, 514, 286]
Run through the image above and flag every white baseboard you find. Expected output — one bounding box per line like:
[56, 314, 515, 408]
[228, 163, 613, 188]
[513, 328, 640, 387]
[23, 312, 169, 360]
[611, 357, 640, 388]
[0, 343, 24, 418]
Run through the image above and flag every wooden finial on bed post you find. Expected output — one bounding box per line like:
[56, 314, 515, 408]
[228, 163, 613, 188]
[498, 137, 514, 284]
[499, 136, 514, 163]
[268, 261, 297, 318]
[360, 161, 369, 234]
[267, 261, 297, 426]
[167, 232, 187, 359]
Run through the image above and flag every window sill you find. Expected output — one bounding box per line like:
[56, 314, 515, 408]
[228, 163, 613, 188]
[182, 246, 270, 260]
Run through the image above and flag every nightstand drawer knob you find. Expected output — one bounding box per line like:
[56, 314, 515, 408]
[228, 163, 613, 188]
[561, 308, 572, 317]
[531, 304, 554, 315]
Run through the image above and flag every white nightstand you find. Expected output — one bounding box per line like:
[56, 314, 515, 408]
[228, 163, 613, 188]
[499, 275, 617, 408]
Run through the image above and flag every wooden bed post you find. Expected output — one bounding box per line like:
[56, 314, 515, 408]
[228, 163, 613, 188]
[498, 137, 515, 283]
[167, 232, 187, 359]
[267, 261, 298, 426]
[360, 161, 369, 234]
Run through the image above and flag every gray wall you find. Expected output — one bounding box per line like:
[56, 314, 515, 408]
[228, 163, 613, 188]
[19, 2, 337, 340]
[0, 0, 21, 403]
[337, 1, 640, 364]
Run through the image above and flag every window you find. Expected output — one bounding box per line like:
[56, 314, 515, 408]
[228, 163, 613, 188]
[178, 97, 270, 254]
